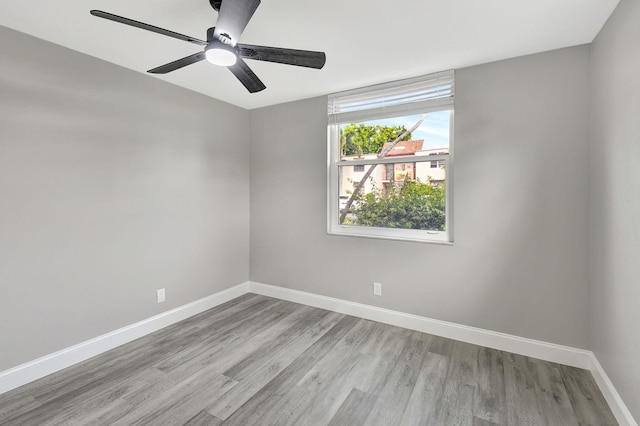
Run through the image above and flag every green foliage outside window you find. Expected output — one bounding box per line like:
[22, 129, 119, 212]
[346, 179, 446, 231]
[340, 123, 411, 156]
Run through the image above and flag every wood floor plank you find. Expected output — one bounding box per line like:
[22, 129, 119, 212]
[428, 334, 456, 357]
[328, 388, 377, 426]
[150, 302, 312, 389]
[434, 382, 476, 426]
[183, 410, 223, 426]
[356, 325, 414, 394]
[474, 347, 507, 424]
[219, 314, 359, 425]
[222, 305, 333, 380]
[0, 295, 618, 426]
[399, 351, 450, 425]
[56, 396, 133, 426]
[503, 353, 547, 426]
[5, 370, 132, 426]
[558, 364, 618, 426]
[34, 367, 166, 426]
[530, 358, 579, 426]
[473, 416, 503, 426]
[353, 321, 397, 357]
[153, 298, 295, 374]
[148, 293, 265, 349]
[432, 341, 480, 426]
[112, 372, 236, 426]
[272, 346, 363, 425]
[206, 311, 346, 420]
[0, 395, 39, 425]
[268, 319, 379, 425]
[364, 331, 433, 425]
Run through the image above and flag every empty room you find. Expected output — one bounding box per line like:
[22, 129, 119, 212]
[0, 0, 638, 424]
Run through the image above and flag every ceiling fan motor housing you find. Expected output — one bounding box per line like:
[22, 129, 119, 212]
[207, 27, 232, 45]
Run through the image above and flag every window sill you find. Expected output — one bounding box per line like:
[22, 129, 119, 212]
[328, 225, 453, 245]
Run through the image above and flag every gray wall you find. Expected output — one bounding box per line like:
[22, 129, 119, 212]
[590, 0, 640, 419]
[0, 27, 250, 371]
[250, 46, 591, 348]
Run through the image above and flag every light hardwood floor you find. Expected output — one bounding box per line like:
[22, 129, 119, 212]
[0, 294, 617, 425]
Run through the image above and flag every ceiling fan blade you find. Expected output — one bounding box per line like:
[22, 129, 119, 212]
[238, 44, 326, 69]
[148, 52, 206, 74]
[213, 0, 261, 45]
[90, 10, 207, 46]
[228, 58, 266, 93]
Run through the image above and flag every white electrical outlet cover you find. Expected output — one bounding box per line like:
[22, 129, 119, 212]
[373, 282, 382, 296]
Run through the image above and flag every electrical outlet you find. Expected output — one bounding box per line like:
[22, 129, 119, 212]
[156, 288, 166, 304]
[373, 282, 382, 296]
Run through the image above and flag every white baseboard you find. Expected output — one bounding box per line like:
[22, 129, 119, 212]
[0, 282, 249, 395]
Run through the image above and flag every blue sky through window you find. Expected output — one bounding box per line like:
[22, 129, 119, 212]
[355, 111, 450, 151]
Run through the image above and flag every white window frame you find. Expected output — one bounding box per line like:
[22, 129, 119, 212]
[327, 71, 455, 244]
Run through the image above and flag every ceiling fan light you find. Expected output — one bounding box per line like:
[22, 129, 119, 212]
[205, 41, 237, 66]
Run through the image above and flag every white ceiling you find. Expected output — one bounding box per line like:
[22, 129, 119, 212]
[0, 0, 619, 110]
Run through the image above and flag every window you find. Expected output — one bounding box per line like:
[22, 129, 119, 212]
[327, 71, 454, 243]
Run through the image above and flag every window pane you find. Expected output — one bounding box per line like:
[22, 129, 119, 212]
[339, 111, 450, 161]
[338, 160, 447, 232]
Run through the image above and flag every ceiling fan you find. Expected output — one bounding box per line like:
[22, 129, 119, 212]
[90, 0, 326, 93]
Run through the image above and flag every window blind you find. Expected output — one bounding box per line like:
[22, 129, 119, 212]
[328, 70, 454, 123]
